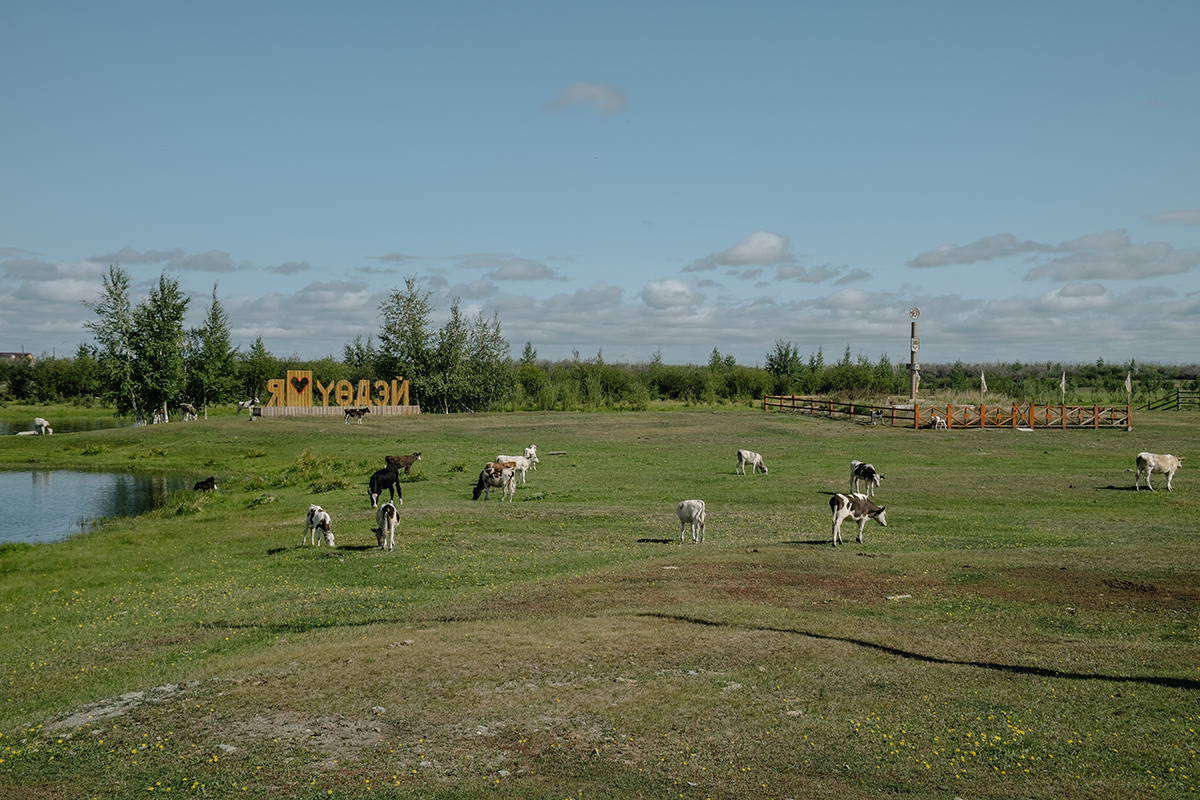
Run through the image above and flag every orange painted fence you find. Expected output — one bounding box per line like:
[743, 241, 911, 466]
[764, 395, 1132, 430]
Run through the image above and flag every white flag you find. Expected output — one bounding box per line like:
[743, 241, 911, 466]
[1125, 371, 1132, 394]
[980, 370, 987, 394]
[1060, 371, 1066, 393]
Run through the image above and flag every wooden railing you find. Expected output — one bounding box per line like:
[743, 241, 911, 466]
[764, 396, 1131, 430]
[1142, 389, 1200, 411]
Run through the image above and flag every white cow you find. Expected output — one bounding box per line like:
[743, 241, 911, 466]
[1135, 452, 1184, 492]
[736, 449, 768, 475]
[374, 502, 399, 551]
[496, 454, 536, 485]
[523, 445, 539, 470]
[304, 504, 335, 547]
[676, 499, 706, 543]
[33, 418, 52, 435]
[830, 493, 887, 547]
[850, 460, 883, 497]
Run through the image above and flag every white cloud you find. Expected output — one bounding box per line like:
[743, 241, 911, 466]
[640, 278, 704, 310]
[686, 230, 795, 273]
[543, 82, 627, 115]
[1143, 209, 1200, 227]
[1024, 231, 1200, 281]
[908, 233, 1048, 267]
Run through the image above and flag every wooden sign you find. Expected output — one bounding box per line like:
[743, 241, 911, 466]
[265, 371, 411, 407]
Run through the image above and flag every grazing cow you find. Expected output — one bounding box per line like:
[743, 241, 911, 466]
[830, 493, 887, 546]
[496, 454, 536, 485]
[473, 466, 516, 501]
[1135, 452, 1185, 492]
[33, 418, 52, 435]
[235, 397, 258, 416]
[368, 465, 402, 508]
[676, 499, 706, 543]
[374, 502, 399, 551]
[385, 452, 422, 475]
[344, 407, 371, 424]
[524, 445, 539, 470]
[850, 460, 883, 497]
[933, 414, 948, 430]
[304, 504, 335, 547]
[735, 449, 768, 475]
[179, 403, 197, 421]
[193, 476, 216, 491]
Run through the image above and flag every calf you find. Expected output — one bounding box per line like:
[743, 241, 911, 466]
[368, 465, 402, 508]
[193, 476, 216, 491]
[33, 417, 52, 435]
[1135, 452, 1184, 491]
[735, 449, 768, 475]
[496, 454, 536, 485]
[385, 452, 422, 475]
[374, 502, 399, 551]
[933, 414, 948, 430]
[179, 403, 198, 421]
[829, 493, 887, 546]
[235, 397, 258, 416]
[870, 409, 884, 425]
[676, 499, 706, 543]
[524, 445, 539, 470]
[850, 460, 883, 497]
[304, 504, 335, 547]
[473, 466, 516, 501]
[344, 407, 371, 424]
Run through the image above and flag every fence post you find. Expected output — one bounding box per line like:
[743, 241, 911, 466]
[1094, 404, 1099, 429]
[914, 405, 920, 429]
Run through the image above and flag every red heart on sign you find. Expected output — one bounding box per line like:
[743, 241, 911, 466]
[291, 376, 310, 394]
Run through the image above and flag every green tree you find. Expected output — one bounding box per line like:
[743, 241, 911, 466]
[239, 337, 276, 402]
[187, 283, 239, 416]
[131, 272, 190, 421]
[377, 275, 434, 408]
[82, 265, 141, 419]
[466, 310, 514, 411]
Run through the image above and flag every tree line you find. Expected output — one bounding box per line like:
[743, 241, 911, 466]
[2, 268, 1197, 413]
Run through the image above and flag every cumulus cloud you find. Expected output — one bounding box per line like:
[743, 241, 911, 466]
[266, 261, 312, 275]
[775, 263, 847, 283]
[543, 82, 627, 115]
[685, 230, 795, 273]
[640, 278, 704, 310]
[1143, 209, 1200, 226]
[84, 247, 249, 273]
[908, 233, 1049, 267]
[1024, 231, 1200, 281]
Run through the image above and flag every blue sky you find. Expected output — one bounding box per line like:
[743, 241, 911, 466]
[3, 1, 1198, 366]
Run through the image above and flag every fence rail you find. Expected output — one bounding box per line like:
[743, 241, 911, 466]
[764, 396, 1132, 430]
[1142, 389, 1200, 412]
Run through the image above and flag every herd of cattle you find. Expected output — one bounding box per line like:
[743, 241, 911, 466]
[287, 442, 1184, 553]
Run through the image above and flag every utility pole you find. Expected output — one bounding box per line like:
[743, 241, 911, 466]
[908, 308, 920, 403]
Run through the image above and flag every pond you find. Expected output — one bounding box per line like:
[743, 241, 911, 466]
[0, 470, 194, 545]
[1, 418, 134, 436]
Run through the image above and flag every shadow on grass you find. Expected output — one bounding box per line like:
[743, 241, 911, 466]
[637, 538, 678, 544]
[641, 612, 1200, 691]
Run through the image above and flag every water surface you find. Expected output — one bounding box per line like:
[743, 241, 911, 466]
[0, 470, 193, 545]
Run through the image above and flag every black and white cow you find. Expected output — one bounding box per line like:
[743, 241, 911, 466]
[829, 493, 887, 547]
[850, 460, 883, 497]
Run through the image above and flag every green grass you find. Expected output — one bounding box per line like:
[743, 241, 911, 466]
[0, 407, 1196, 798]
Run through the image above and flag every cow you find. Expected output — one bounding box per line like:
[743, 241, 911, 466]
[368, 465, 402, 508]
[735, 449, 768, 475]
[933, 414, 948, 430]
[676, 499, 706, 543]
[374, 502, 399, 551]
[496, 454, 536, 485]
[524, 445, 539, 469]
[344, 407, 371, 424]
[850, 460, 883, 497]
[235, 397, 258, 416]
[1135, 452, 1184, 492]
[304, 504, 335, 547]
[193, 476, 216, 491]
[385, 452, 422, 476]
[33, 417, 52, 435]
[473, 466, 516, 501]
[179, 403, 198, 421]
[829, 493, 887, 546]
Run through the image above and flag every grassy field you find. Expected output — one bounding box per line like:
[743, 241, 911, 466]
[0, 404, 1196, 799]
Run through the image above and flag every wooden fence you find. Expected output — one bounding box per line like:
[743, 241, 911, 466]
[764, 396, 1131, 430]
[1142, 388, 1200, 412]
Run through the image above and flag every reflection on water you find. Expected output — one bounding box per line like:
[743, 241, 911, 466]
[1, 418, 133, 436]
[1, 471, 193, 545]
